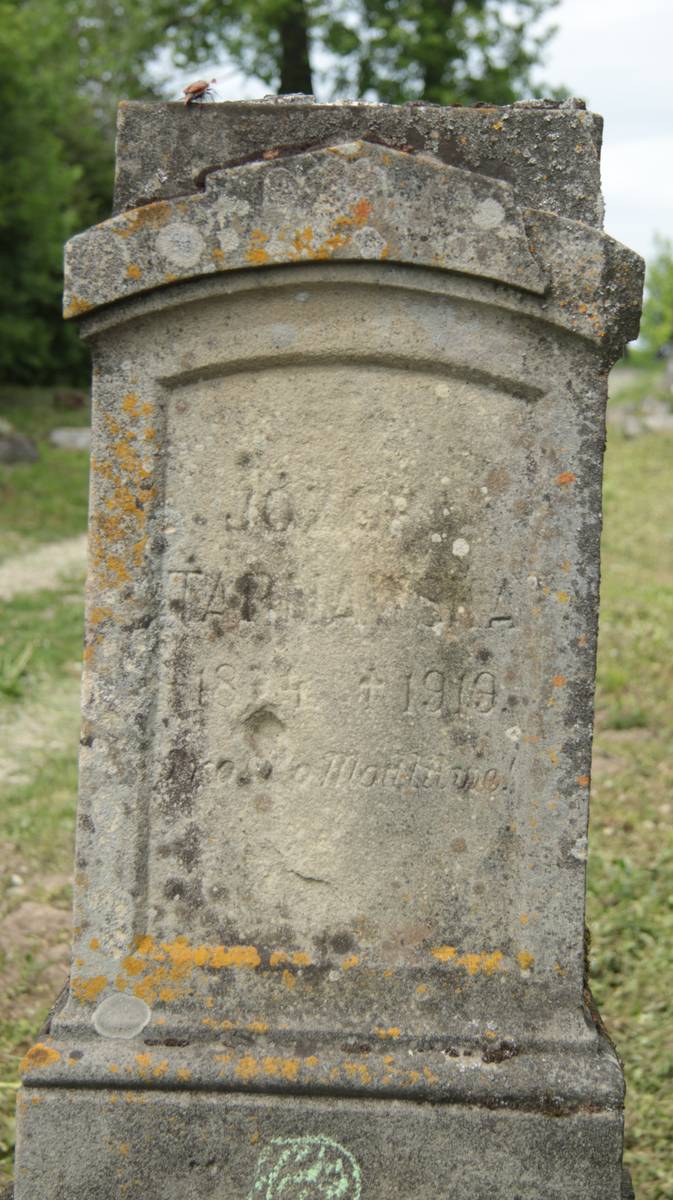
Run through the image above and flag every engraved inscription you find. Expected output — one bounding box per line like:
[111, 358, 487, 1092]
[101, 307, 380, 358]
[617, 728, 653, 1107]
[225, 482, 294, 532]
[403, 668, 496, 717]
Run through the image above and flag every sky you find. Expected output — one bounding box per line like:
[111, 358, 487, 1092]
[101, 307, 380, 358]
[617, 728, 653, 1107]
[170, 0, 673, 265]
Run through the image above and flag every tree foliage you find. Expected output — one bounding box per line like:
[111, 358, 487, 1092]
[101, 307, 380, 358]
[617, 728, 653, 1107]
[0, 0, 161, 382]
[166, 0, 561, 103]
[2, 0, 562, 383]
[639, 237, 673, 357]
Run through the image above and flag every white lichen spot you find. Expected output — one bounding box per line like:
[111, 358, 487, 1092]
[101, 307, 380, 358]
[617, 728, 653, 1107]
[215, 195, 250, 221]
[570, 836, 588, 863]
[473, 197, 506, 229]
[156, 223, 206, 269]
[430, 533, 442, 544]
[435, 383, 450, 399]
[452, 538, 470, 558]
[351, 227, 387, 257]
[527, 574, 539, 589]
[93, 994, 151, 1040]
[394, 496, 408, 512]
[218, 228, 240, 253]
[506, 726, 522, 743]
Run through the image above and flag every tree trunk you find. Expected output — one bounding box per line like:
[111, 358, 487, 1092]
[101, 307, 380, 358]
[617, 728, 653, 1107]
[278, 0, 313, 94]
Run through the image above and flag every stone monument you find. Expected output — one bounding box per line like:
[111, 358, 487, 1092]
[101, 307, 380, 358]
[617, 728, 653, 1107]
[13, 98, 643, 1198]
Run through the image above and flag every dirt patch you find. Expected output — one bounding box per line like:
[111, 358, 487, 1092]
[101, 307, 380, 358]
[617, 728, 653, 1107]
[0, 535, 87, 601]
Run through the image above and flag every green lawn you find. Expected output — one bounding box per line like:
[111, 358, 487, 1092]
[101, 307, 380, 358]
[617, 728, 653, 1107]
[0, 385, 671, 1196]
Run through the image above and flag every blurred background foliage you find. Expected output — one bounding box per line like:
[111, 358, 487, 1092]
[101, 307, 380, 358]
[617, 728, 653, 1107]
[0, 0, 563, 384]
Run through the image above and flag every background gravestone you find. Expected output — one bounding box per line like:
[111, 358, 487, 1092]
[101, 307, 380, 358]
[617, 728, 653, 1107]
[13, 99, 642, 1199]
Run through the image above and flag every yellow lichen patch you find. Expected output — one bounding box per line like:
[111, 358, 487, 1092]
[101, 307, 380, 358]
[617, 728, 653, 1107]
[269, 950, 288, 967]
[64, 295, 94, 319]
[556, 591, 570, 605]
[119, 1143, 130, 1156]
[113, 201, 173, 238]
[134, 1053, 152, 1075]
[304, 1055, 319, 1068]
[109, 1064, 120, 1074]
[431, 945, 457, 963]
[247, 1020, 269, 1034]
[212, 247, 225, 261]
[343, 1061, 371, 1086]
[263, 1056, 300, 1082]
[547, 749, 559, 766]
[152, 1059, 169, 1078]
[291, 951, 311, 967]
[235, 1056, 259, 1082]
[555, 471, 577, 486]
[552, 675, 567, 688]
[517, 950, 535, 971]
[282, 969, 296, 990]
[71, 974, 108, 1003]
[483, 1029, 497, 1040]
[374, 1027, 401, 1039]
[20, 1044, 61, 1072]
[341, 955, 359, 971]
[423, 1066, 439, 1084]
[416, 983, 428, 995]
[432, 947, 504, 976]
[176, 1068, 192, 1082]
[519, 913, 529, 926]
[246, 228, 270, 265]
[89, 937, 101, 950]
[126, 264, 142, 280]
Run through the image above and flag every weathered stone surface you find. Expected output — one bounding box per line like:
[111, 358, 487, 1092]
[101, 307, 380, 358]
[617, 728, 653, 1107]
[13, 101, 643, 1198]
[114, 97, 604, 227]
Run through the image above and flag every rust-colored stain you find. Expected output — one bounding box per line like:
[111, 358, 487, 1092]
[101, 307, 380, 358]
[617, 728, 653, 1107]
[552, 675, 567, 688]
[576, 774, 590, 787]
[555, 471, 577, 486]
[20, 1044, 61, 1072]
[71, 974, 108, 1003]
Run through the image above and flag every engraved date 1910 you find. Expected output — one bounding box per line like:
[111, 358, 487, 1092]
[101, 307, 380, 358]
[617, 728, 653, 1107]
[403, 668, 496, 718]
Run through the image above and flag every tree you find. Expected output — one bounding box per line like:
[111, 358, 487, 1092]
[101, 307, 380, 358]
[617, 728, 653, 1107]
[0, 0, 163, 382]
[638, 237, 673, 358]
[166, 0, 560, 104]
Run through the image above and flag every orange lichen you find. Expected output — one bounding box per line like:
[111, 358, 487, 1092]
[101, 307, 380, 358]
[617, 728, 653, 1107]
[71, 974, 108, 1003]
[235, 1056, 259, 1082]
[263, 1056, 300, 1082]
[343, 1061, 371, 1086]
[63, 295, 94, 319]
[113, 201, 173, 238]
[269, 950, 287, 967]
[374, 1027, 401, 1039]
[176, 1068, 192, 1082]
[247, 1020, 269, 1034]
[291, 951, 311, 967]
[20, 1044, 61, 1072]
[552, 675, 567, 688]
[555, 471, 576, 486]
[246, 229, 270, 265]
[517, 950, 535, 971]
[341, 955, 359, 971]
[432, 947, 504, 976]
[282, 969, 296, 990]
[577, 774, 590, 787]
[126, 264, 142, 280]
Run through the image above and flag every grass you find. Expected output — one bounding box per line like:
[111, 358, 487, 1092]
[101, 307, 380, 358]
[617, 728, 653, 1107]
[0, 387, 672, 1195]
[0, 385, 90, 561]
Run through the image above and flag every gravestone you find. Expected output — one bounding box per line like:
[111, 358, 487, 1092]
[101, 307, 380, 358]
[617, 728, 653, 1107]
[13, 99, 643, 1199]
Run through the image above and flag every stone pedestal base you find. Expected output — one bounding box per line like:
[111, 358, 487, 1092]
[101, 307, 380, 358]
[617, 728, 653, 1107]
[14, 1086, 628, 1200]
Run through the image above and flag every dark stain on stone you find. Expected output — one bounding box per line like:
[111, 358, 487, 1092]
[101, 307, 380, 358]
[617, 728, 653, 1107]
[330, 931, 355, 954]
[481, 1038, 518, 1064]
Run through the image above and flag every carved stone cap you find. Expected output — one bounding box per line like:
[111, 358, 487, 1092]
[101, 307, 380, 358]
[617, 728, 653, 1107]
[65, 139, 643, 361]
[114, 98, 604, 225]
